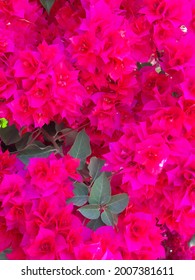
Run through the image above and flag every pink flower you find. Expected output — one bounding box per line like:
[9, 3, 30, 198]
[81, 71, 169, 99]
[52, 206, 82, 236]
[134, 134, 169, 175]
[0, 216, 12, 251]
[32, 103, 55, 127]
[149, 106, 184, 136]
[0, 151, 17, 183]
[27, 158, 50, 183]
[91, 226, 123, 256]
[124, 212, 165, 258]
[0, 0, 195, 260]
[13, 51, 39, 78]
[26, 77, 52, 108]
[0, 28, 14, 55]
[24, 227, 66, 260]
[8, 94, 34, 127]
[4, 200, 31, 232]
[37, 41, 64, 70]
[131, 15, 151, 35]
[0, 174, 25, 206]
[6, 247, 27, 260]
[176, 210, 195, 241]
[91, 104, 120, 136]
[0, 70, 16, 100]
[64, 155, 81, 181]
[123, 246, 165, 260]
[27, 156, 74, 197]
[69, 31, 97, 71]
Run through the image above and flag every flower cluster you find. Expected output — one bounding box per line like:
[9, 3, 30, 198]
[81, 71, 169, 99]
[1, 0, 195, 259]
[0, 152, 130, 260]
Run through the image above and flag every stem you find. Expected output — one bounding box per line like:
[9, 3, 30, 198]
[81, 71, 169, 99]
[107, 168, 124, 181]
[88, 176, 96, 190]
[0, 57, 9, 67]
[54, 121, 90, 141]
[41, 128, 64, 157]
[136, 62, 152, 70]
[27, 129, 41, 146]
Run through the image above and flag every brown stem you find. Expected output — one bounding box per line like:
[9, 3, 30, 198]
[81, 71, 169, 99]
[27, 129, 41, 146]
[41, 128, 64, 157]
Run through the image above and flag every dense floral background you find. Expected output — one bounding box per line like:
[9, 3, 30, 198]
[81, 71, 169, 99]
[1, 0, 195, 260]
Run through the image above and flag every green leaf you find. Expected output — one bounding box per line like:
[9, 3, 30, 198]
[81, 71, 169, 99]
[189, 234, 195, 248]
[107, 193, 129, 214]
[88, 157, 105, 181]
[17, 143, 55, 165]
[67, 182, 88, 206]
[68, 129, 91, 160]
[0, 251, 7, 260]
[0, 124, 20, 145]
[60, 128, 78, 146]
[78, 158, 86, 170]
[78, 204, 100, 219]
[40, 0, 55, 14]
[55, 122, 65, 132]
[101, 209, 115, 226]
[0, 118, 8, 128]
[15, 132, 31, 150]
[0, 248, 11, 260]
[87, 217, 105, 231]
[88, 172, 111, 205]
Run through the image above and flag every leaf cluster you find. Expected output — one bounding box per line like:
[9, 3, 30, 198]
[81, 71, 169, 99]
[0, 122, 76, 164]
[67, 130, 129, 230]
[0, 122, 129, 230]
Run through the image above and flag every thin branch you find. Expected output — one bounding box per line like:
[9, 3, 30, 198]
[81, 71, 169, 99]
[41, 128, 64, 157]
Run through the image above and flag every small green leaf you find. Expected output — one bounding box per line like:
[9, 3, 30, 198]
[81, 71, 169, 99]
[88, 157, 105, 181]
[0, 248, 11, 260]
[0, 118, 8, 128]
[88, 172, 111, 205]
[101, 209, 115, 226]
[68, 129, 91, 161]
[0, 124, 20, 145]
[107, 193, 129, 214]
[40, 0, 55, 14]
[67, 182, 88, 206]
[87, 217, 105, 231]
[78, 204, 100, 219]
[189, 234, 195, 248]
[17, 143, 55, 165]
